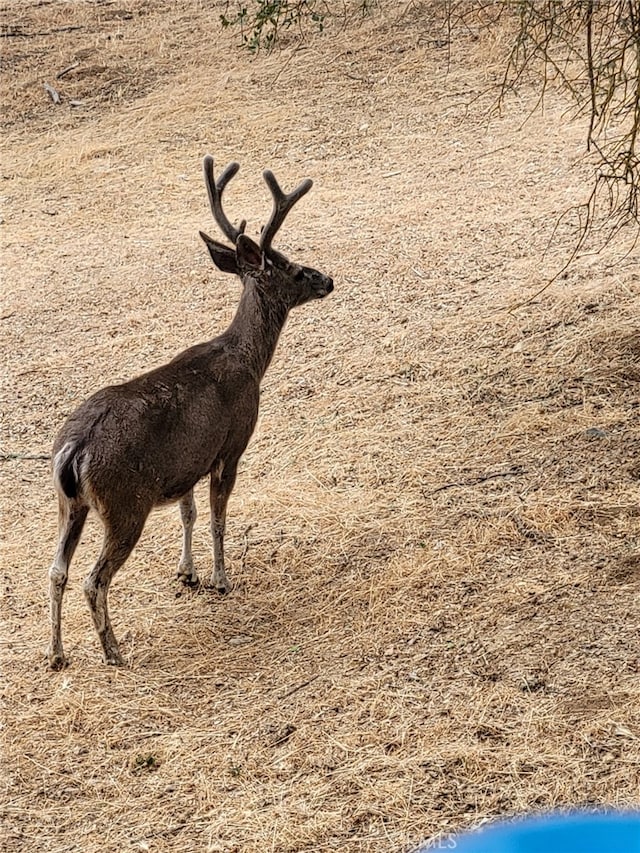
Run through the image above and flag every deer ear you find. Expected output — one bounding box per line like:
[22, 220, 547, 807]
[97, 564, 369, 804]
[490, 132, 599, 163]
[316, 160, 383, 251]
[199, 231, 239, 275]
[235, 233, 264, 271]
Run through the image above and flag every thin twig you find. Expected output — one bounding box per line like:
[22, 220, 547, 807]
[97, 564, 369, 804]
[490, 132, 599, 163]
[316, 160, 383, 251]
[429, 467, 526, 496]
[0, 453, 49, 462]
[239, 523, 256, 570]
[278, 674, 320, 700]
[56, 62, 80, 79]
[1, 25, 84, 38]
[271, 44, 305, 85]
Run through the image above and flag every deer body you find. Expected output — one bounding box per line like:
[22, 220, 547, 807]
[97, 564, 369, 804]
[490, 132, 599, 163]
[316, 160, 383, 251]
[48, 157, 333, 669]
[54, 292, 280, 510]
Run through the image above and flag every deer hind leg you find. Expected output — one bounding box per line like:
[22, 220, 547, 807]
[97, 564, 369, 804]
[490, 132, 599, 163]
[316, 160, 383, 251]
[209, 461, 238, 594]
[176, 489, 199, 585]
[48, 497, 89, 669]
[83, 514, 145, 666]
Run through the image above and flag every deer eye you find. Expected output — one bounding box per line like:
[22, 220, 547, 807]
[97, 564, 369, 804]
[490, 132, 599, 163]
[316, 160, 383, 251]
[294, 268, 305, 282]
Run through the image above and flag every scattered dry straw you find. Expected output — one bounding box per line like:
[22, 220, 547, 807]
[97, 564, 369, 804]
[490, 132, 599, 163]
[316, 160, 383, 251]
[1, 2, 639, 852]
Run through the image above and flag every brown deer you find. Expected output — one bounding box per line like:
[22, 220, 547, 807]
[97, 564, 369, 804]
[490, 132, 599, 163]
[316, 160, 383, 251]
[47, 156, 333, 669]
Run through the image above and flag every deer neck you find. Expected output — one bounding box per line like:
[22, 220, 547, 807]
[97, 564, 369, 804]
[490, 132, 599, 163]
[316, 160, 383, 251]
[226, 279, 289, 379]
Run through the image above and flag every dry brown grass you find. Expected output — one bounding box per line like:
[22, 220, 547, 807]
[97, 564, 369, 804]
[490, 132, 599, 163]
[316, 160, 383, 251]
[1, 2, 639, 851]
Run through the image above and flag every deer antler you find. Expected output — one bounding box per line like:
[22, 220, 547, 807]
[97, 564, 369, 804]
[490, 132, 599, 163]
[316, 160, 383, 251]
[260, 170, 313, 254]
[203, 155, 246, 245]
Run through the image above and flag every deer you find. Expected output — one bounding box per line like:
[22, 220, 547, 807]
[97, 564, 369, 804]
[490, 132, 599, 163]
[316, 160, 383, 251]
[47, 155, 333, 669]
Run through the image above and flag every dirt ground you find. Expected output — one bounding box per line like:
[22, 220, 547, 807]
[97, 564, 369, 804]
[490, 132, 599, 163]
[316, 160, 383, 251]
[1, 2, 639, 851]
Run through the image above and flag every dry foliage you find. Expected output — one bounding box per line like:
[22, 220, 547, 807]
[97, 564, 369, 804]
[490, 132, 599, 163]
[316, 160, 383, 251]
[1, 2, 639, 852]
[493, 0, 640, 251]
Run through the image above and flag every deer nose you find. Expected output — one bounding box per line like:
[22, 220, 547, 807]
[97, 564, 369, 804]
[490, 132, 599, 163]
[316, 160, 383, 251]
[313, 274, 333, 299]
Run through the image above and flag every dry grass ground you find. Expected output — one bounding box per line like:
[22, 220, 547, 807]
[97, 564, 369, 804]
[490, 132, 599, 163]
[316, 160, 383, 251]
[1, 2, 639, 851]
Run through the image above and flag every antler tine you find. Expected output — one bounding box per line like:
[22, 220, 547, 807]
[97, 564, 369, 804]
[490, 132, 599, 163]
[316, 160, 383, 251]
[203, 155, 246, 245]
[260, 169, 313, 253]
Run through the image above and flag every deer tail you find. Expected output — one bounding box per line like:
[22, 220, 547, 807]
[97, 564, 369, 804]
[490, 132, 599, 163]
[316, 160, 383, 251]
[53, 441, 85, 500]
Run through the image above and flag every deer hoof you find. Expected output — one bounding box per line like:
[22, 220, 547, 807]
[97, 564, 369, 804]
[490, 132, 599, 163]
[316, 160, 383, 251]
[210, 574, 232, 595]
[176, 560, 199, 586]
[48, 649, 68, 670]
[176, 570, 199, 586]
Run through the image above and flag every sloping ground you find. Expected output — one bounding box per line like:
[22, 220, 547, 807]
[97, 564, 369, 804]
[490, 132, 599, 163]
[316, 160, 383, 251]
[1, 2, 638, 851]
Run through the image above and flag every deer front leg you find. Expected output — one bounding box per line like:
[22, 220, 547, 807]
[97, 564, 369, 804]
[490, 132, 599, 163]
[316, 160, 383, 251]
[209, 462, 238, 594]
[176, 490, 199, 585]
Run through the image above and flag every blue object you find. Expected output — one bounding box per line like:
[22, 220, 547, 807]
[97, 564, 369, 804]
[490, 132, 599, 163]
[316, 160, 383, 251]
[425, 811, 640, 852]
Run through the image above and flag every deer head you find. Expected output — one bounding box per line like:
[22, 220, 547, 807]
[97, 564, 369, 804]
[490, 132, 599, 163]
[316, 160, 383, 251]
[199, 156, 333, 307]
